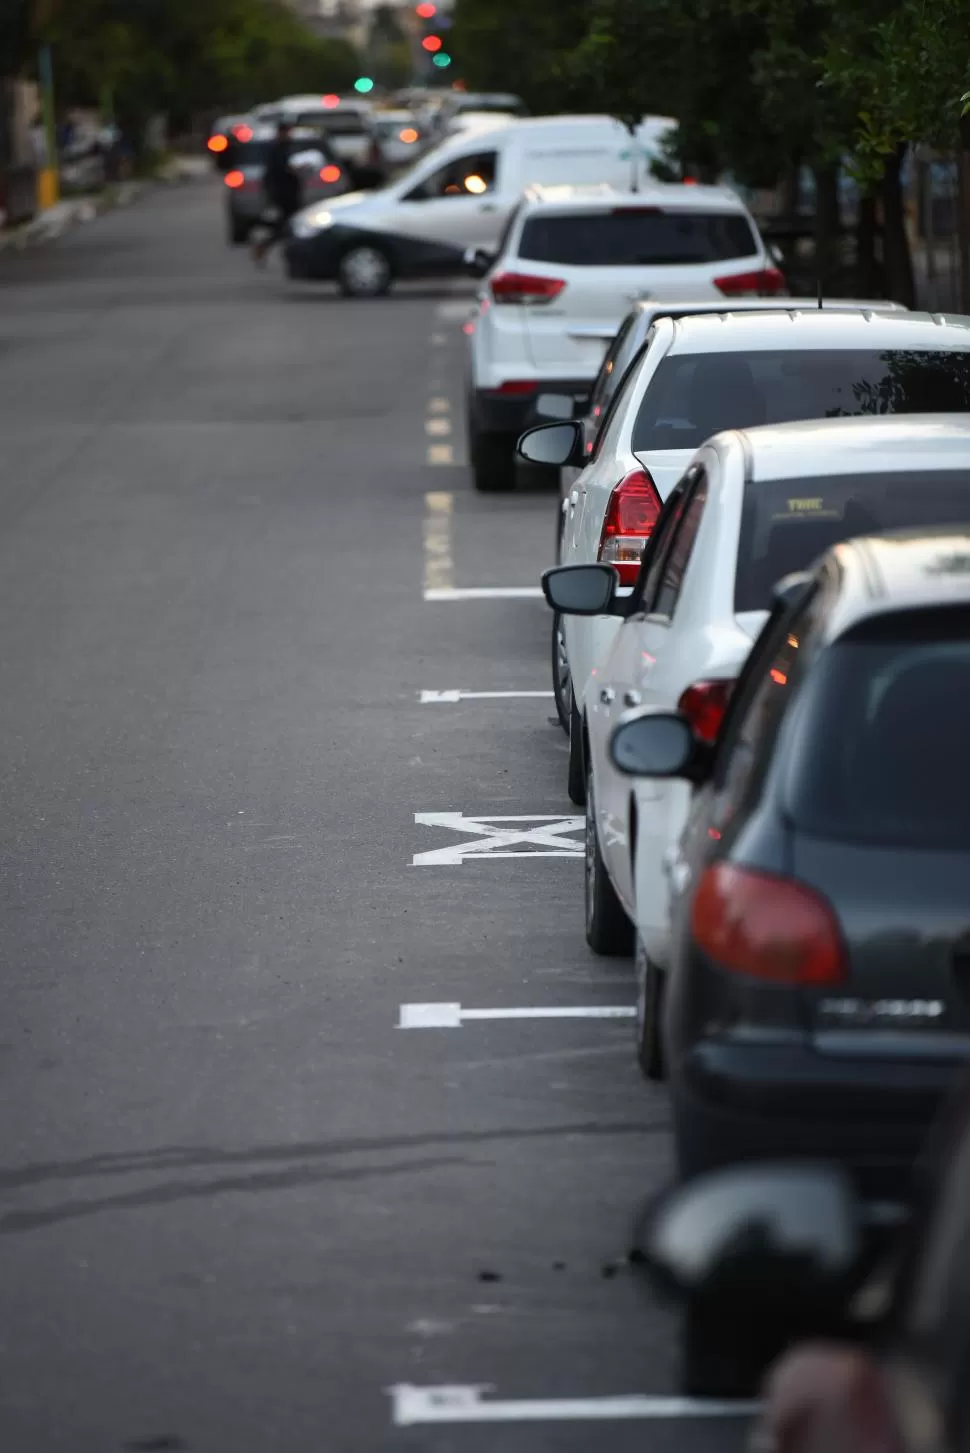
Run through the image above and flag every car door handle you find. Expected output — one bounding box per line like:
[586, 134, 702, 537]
[623, 690, 642, 708]
[478, 202, 498, 213]
[599, 687, 616, 705]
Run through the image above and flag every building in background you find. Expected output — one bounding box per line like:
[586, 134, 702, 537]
[0, 77, 39, 227]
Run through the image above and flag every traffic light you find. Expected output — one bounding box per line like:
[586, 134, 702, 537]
[415, 2, 436, 16]
[421, 34, 442, 52]
[354, 76, 374, 93]
[432, 53, 451, 68]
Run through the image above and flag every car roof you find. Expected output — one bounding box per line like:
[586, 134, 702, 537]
[521, 181, 747, 213]
[734, 414, 970, 484]
[827, 528, 970, 639]
[665, 309, 970, 356]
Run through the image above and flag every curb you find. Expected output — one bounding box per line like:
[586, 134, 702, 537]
[0, 163, 207, 255]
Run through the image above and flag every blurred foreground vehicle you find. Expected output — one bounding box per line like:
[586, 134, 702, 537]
[284, 114, 676, 297]
[222, 124, 349, 246]
[607, 508, 970, 1193]
[466, 181, 779, 494]
[642, 1065, 970, 1439]
[526, 310, 970, 806]
[255, 97, 385, 189]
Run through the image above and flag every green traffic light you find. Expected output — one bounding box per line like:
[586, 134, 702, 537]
[432, 53, 451, 67]
[354, 77, 374, 93]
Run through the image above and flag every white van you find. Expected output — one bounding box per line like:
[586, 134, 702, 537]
[284, 114, 678, 296]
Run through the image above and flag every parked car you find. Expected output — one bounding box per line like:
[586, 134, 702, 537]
[283, 114, 677, 297]
[641, 1063, 970, 1429]
[523, 309, 970, 807]
[255, 97, 385, 189]
[605, 508, 970, 1193]
[221, 124, 350, 245]
[466, 181, 781, 494]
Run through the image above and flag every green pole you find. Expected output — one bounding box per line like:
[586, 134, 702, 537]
[37, 42, 59, 207]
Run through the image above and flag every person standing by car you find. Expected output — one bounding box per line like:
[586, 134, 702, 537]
[252, 121, 302, 266]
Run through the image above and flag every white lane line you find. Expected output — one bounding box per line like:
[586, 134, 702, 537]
[427, 443, 455, 466]
[420, 689, 553, 703]
[422, 491, 454, 594]
[425, 417, 452, 437]
[428, 396, 451, 414]
[430, 332, 447, 345]
[390, 1385, 760, 1425]
[413, 812, 583, 865]
[398, 1003, 635, 1028]
[424, 586, 543, 601]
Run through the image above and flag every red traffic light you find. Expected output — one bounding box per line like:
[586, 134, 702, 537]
[421, 33, 443, 52]
[416, 2, 436, 16]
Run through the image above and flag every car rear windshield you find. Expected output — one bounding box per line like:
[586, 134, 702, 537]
[632, 347, 970, 454]
[517, 209, 758, 267]
[301, 112, 369, 136]
[784, 605, 970, 849]
[735, 470, 970, 612]
[228, 134, 336, 168]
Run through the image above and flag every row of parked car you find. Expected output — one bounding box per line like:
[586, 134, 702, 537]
[454, 158, 970, 1444]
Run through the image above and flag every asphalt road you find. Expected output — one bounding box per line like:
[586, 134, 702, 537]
[0, 180, 751, 1453]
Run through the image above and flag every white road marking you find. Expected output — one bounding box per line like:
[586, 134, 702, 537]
[422, 491, 454, 594]
[413, 812, 583, 865]
[398, 1003, 635, 1028]
[390, 1385, 761, 1425]
[427, 443, 455, 466]
[428, 396, 451, 414]
[430, 332, 447, 345]
[425, 417, 452, 437]
[424, 586, 544, 601]
[435, 301, 477, 322]
[419, 689, 553, 703]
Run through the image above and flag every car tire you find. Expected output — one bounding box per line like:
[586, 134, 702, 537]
[635, 934, 666, 1081]
[585, 764, 634, 956]
[682, 1298, 768, 1399]
[567, 697, 586, 805]
[337, 243, 392, 298]
[551, 614, 572, 735]
[228, 214, 250, 245]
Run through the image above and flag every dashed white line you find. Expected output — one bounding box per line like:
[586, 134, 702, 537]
[422, 491, 454, 594]
[428, 397, 451, 415]
[427, 443, 455, 466]
[390, 1385, 761, 1425]
[419, 689, 554, 703]
[424, 586, 544, 601]
[398, 1003, 636, 1028]
[425, 417, 452, 437]
[413, 812, 584, 865]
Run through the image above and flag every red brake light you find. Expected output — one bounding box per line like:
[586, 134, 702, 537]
[597, 469, 661, 586]
[224, 170, 245, 189]
[714, 266, 786, 297]
[677, 679, 735, 745]
[208, 134, 229, 153]
[232, 124, 253, 142]
[493, 380, 537, 395]
[691, 863, 846, 986]
[490, 272, 566, 306]
[320, 164, 342, 183]
[322, 94, 340, 109]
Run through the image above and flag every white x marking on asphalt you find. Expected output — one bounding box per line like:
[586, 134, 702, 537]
[413, 813, 584, 865]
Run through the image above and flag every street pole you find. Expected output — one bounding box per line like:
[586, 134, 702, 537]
[37, 42, 58, 210]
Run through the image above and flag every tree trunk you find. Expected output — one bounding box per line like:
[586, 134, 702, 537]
[958, 116, 970, 312]
[855, 194, 883, 297]
[813, 164, 841, 298]
[880, 145, 916, 308]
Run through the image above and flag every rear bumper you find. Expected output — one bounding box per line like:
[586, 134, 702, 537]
[673, 1038, 963, 1195]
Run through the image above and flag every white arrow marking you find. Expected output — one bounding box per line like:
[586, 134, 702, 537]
[424, 586, 544, 601]
[413, 812, 583, 865]
[398, 1002, 635, 1028]
[389, 1384, 761, 1425]
[419, 689, 554, 703]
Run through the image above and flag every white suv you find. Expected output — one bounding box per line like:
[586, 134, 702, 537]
[465, 182, 780, 492]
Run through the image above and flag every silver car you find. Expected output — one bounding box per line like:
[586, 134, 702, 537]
[223, 124, 350, 246]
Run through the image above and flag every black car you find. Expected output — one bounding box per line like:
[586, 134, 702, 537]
[610, 529, 970, 1198]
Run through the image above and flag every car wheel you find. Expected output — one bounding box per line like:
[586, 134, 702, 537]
[551, 614, 572, 735]
[337, 244, 392, 298]
[470, 426, 515, 493]
[228, 213, 250, 245]
[682, 1298, 769, 1399]
[635, 934, 666, 1081]
[567, 697, 586, 805]
[585, 764, 634, 956]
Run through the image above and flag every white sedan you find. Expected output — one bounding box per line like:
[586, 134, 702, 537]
[543, 412, 970, 1078]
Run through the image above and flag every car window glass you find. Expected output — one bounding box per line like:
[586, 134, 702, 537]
[588, 316, 635, 422]
[405, 150, 497, 201]
[589, 335, 653, 464]
[648, 473, 708, 620]
[517, 209, 758, 266]
[494, 201, 524, 263]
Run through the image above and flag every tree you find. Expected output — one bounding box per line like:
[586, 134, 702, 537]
[450, 0, 589, 112]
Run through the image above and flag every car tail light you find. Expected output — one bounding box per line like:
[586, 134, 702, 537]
[714, 266, 786, 296]
[597, 469, 661, 585]
[322, 94, 340, 109]
[691, 863, 846, 986]
[232, 124, 253, 142]
[400, 128, 419, 144]
[492, 380, 537, 395]
[678, 679, 735, 744]
[208, 134, 229, 153]
[320, 164, 342, 183]
[224, 170, 245, 189]
[490, 272, 566, 306]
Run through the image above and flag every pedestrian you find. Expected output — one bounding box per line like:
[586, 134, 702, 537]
[252, 121, 302, 267]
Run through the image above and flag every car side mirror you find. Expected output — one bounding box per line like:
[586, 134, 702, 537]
[517, 420, 583, 467]
[643, 1162, 863, 1315]
[534, 392, 576, 422]
[541, 564, 626, 617]
[610, 708, 712, 784]
[463, 244, 494, 277]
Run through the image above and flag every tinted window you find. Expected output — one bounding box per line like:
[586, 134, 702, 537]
[299, 111, 369, 136]
[228, 134, 336, 168]
[735, 470, 970, 612]
[588, 315, 636, 419]
[650, 474, 708, 618]
[407, 150, 497, 200]
[518, 209, 757, 266]
[632, 348, 970, 454]
[785, 607, 970, 850]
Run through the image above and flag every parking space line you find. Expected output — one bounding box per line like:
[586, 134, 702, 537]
[398, 1003, 635, 1028]
[425, 417, 452, 437]
[427, 443, 455, 466]
[413, 812, 583, 865]
[390, 1384, 760, 1425]
[424, 586, 544, 601]
[428, 397, 451, 415]
[419, 689, 553, 703]
[422, 491, 454, 594]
